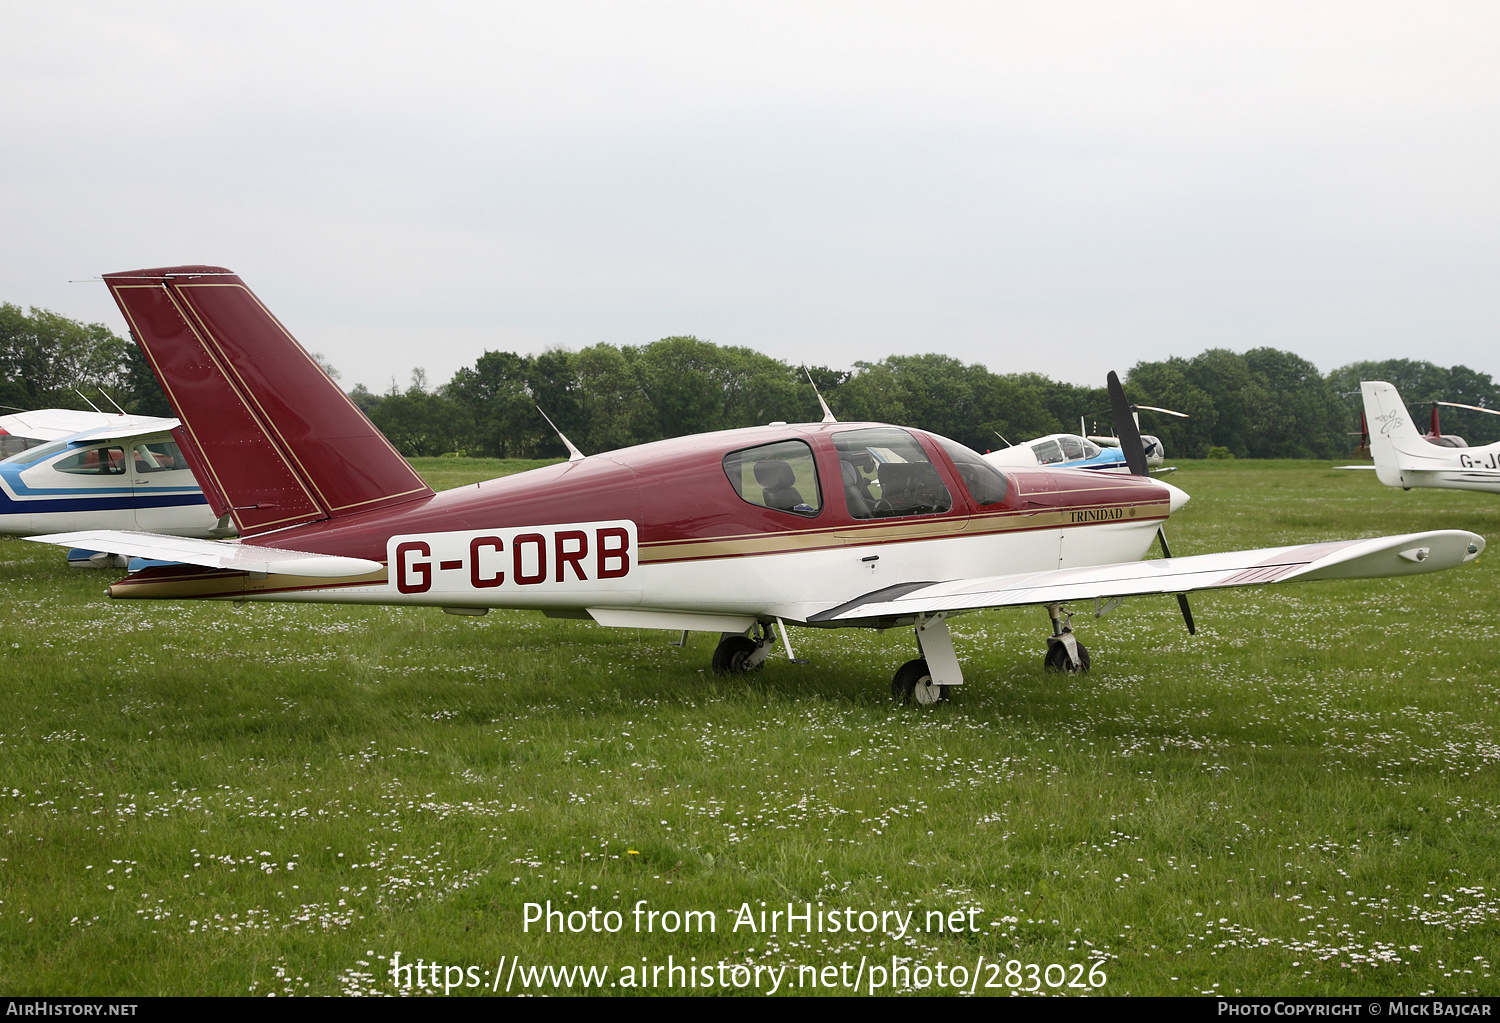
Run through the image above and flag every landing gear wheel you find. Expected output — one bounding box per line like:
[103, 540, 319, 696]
[1043, 638, 1091, 674]
[712, 635, 762, 674]
[891, 658, 949, 705]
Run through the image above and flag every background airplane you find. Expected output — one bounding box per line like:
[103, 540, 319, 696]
[983, 420, 1178, 474]
[0, 409, 226, 560]
[23, 267, 1485, 706]
[1361, 380, 1500, 494]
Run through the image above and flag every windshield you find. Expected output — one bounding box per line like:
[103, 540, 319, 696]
[930, 435, 1009, 506]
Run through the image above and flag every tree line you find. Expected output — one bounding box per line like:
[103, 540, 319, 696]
[5, 303, 1498, 459]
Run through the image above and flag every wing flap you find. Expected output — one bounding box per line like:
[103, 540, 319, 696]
[25, 530, 383, 579]
[815, 530, 1483, 622]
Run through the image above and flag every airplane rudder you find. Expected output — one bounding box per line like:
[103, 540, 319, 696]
[1360, 380, 1418, 485]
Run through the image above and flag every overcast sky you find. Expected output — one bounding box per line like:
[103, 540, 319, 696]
[3, 2, 1498, 393]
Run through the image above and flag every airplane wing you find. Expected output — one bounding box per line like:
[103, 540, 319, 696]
[65, 419, 181, 443]
[0, 410, 178, 442]
[24, 530, 382, 578]
[811, 530, 1483, 623]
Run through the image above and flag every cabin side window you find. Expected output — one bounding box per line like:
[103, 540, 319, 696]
[132, 440, 186, 473]
[832, 427, 953, 519]
[53, 446, 126, 475]
[723, 440, 822, 516]
[931, 435, 1009, 506]
[1031, 438, 1065, 464]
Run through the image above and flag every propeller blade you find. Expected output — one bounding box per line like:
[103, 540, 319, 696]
[1106, 371, 1151, 477]
[1134, 404, 1190, 418]
[1115, 372, 1195, 633]
[1434, 400, 1500, 417]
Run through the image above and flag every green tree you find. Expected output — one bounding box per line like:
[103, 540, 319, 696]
[368, 370, 473, 457]
[447, 351, 542, 458]
[0, 303, 154, 411]
[1327, 359, 1500, 447]
[573, 344, 653, 453]
[1123, 357, 1218, 457]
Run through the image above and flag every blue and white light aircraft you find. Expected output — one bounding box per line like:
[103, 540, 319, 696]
[0, 411, 226, 560]
[984, 404, 1184, 475]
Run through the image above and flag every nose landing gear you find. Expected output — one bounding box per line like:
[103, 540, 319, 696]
[891, 614, 963, 705]
[1043, 604, 1090, 674]
[891, 658, 949, 704]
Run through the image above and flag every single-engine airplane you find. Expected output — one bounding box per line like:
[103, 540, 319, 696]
[1360, 380, 1500, 494]
[0, 408, 225, 556]
[22, 267, 1486, 705]
[984, 405, 1184, 475]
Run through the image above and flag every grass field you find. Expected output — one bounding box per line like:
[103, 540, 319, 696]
[1, 458, 1497, 996]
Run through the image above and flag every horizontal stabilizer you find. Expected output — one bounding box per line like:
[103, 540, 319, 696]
[814, 530, 1484, 622]
[25, 530, 382, 578]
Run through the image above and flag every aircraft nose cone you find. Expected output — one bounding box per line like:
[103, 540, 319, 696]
[1159, 480, 1191, 514]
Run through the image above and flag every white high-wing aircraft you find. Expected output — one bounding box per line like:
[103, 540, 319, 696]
[0, 410, 227, 558]
[1361, 381, 1500, 495]
[19, 267, 1490, 704]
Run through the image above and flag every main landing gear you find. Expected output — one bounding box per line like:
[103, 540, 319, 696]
[1043, 604, 1090, 674]
[711, 623, 777, 674]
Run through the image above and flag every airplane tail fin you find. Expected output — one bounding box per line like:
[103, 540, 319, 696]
[1360, 380, 1424, 488]
[104, 266, 433, 536]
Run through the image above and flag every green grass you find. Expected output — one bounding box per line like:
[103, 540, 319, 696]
[1, 459, 1497, 996]
[406, 456, 563, 492]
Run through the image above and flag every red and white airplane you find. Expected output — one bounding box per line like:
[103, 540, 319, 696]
[24, 267, 1487, 704]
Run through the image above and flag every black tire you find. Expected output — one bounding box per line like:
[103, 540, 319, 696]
[1043, 638, 1091, 674]
[891, 658, 949, 705]
[712, 635, 761, 675]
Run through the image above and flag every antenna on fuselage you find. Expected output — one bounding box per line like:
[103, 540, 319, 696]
[536, 406, 585, 462]
[993, 430, 1013, 448]
[99, 389, 128, 415]
[74, 389, 103, 413]
[804, 368, 837, 423]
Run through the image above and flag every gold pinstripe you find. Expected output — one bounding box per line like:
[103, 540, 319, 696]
[638, 501, 1168, 564]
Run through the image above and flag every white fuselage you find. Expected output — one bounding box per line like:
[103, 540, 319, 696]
[242, 492, 1178, 627]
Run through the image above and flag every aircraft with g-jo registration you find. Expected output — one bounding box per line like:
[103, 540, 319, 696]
[23, 266, 1487, 704]
[1359, 380, 1500, 495]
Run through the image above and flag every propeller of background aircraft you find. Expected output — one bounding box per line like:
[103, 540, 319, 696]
[1108, 370, 1195, 635]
